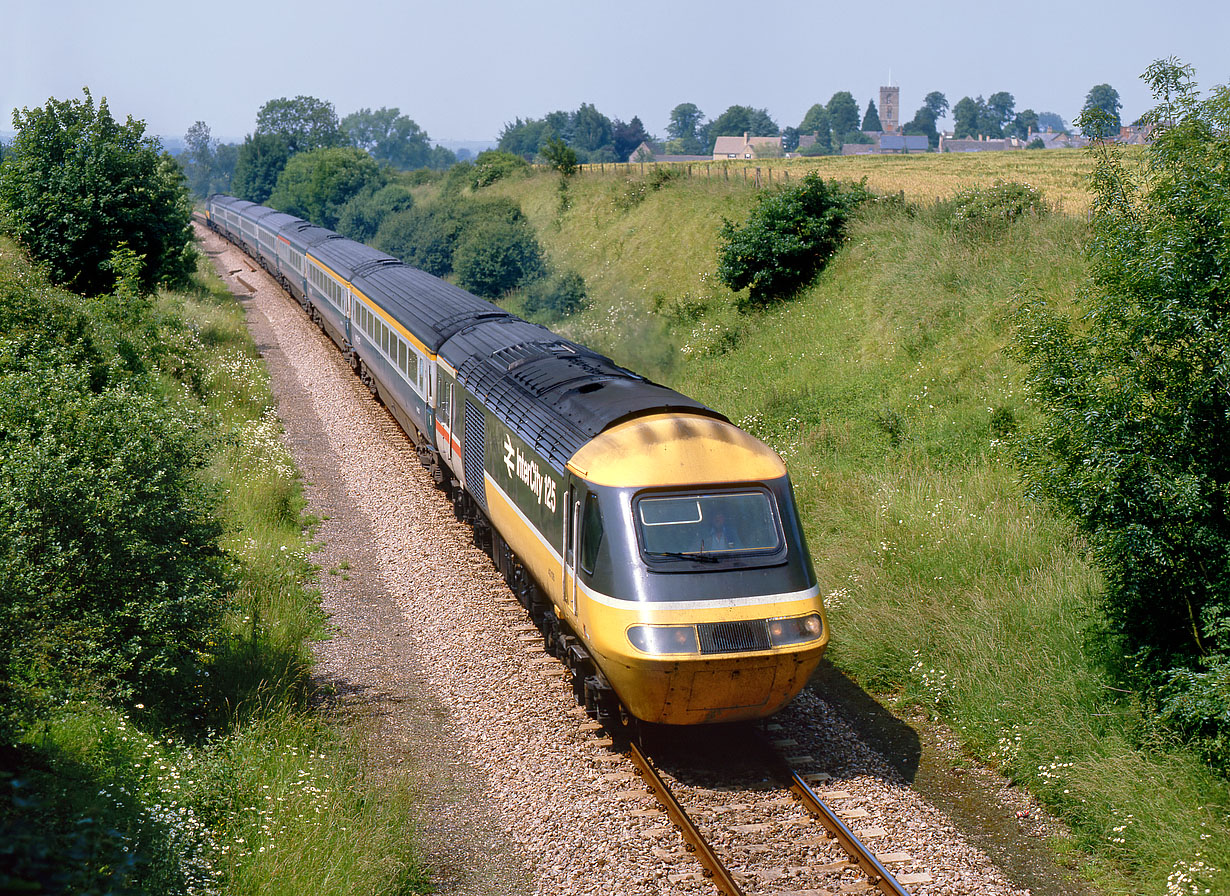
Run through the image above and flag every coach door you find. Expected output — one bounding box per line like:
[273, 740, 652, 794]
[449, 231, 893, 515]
[563, 488, 581, 615]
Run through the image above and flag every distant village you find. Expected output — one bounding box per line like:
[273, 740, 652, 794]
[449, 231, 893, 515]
[630, 85, 1153, 163]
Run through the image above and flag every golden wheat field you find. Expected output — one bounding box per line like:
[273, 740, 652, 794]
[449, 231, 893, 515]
[581, 147, 1100, 215]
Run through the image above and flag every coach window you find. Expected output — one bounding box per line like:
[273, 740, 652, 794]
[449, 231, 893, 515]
[579, 492, 604, 576]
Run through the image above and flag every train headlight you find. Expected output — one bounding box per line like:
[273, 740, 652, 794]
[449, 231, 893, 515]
[766, 613, 824, 647]
[627, 624, 700, 655]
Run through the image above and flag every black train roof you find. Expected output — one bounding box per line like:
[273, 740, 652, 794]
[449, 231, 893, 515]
[440, 317, 724, 472]
[352, 264, 513, 353]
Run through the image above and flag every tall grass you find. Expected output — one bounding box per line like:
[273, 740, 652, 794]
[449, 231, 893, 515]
[467, 162, 1230, 894]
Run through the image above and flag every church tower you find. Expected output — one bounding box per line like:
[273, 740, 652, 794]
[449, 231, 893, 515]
[879, 85, 900, 134]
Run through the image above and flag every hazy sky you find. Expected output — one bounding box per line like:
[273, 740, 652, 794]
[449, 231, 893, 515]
[4, 0, 1227, 146]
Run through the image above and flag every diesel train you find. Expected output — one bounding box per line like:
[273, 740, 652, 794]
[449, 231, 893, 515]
[205, 194, 828, 726]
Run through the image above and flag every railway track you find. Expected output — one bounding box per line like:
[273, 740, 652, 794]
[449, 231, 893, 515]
[616, 723, 929, 896]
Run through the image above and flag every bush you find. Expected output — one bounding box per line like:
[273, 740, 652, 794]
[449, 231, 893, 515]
[1015, 62, 1230, 762]
[0, 365, 229, 721]
[940, 180, 1049, 236]
[0, 89, 195, 296]
[374, 196, 530, 280]
[336, 183, 415, 243]
[716, 172, 870, 307]
[267, 146, 385, 231]
[470, 150, 530, 188]
[521, 270, 587, 320]
[453, 217, 544, 298]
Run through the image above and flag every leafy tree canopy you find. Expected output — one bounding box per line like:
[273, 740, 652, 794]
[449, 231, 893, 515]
[341, 107, 449, 170]
[1081, 83, 1123, 137]
[613, 116, 651, 161]
[231, 132, 291, 204]
[923, 91, 949, 120]
[0, 88, 194, 296]
[255, 95, 345, 154]
[1015, 62, 1230, 756]
[1037, 111, 1067, 133]
[825, 92, 861, 139]
[862, 99, 883, 132]
[267, 146, 385, 230]
[667, 103, 705, 154]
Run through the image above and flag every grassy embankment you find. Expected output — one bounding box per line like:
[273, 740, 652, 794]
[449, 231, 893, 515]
[455, 149, 1229, 895]
[0, 238, 430, 895]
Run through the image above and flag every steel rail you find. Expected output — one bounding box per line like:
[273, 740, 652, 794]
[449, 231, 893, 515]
[754, 731, 912, 896]
[624, 738, 746, 896]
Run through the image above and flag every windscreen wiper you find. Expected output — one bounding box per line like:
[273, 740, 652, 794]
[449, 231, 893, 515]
[648, 550, 721, 564]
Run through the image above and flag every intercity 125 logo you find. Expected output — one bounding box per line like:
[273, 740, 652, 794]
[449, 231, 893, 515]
[503, 434, 558, 513]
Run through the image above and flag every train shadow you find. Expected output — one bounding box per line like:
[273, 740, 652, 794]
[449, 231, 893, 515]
[634, 659, 921, 790]
[805, 659, 922, 784]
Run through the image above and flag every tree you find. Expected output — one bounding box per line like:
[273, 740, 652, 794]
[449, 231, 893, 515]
[923, 91, 949, 121]
[987, 92, 1016, 130]
[952, 96, 1006, 138]
[341, 107, 434, 169]
[572, 103, 614, 155]
[0, 88, 194, 295]
[266, 146, 385, 230]
[825, 92, 861, 140]
[182, 120, 216, 197]
[613, 116, 651, 161]
[498, 117, 551, 159]
[255, 95, 345, 154]
[667, 103, 705, 154]
[1009, 108, 1040, 140]
[1037, 111, 1067, 133]
[861, 99, 883, 132]
[1015, 61, 1230, 740]
[952, 96, 981, 138]
[231, 132, 291, 204]
[798, 104, 833, 153]
[452, 216, 544, 298]
[540, 138, 578, 176]
[1081, 83, 1123, 138]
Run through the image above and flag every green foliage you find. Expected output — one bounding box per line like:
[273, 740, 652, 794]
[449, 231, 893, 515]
[267, 147, 386, 231]
[520, 269, 587, 320]
[716, 172, 871, 307]
[453, 216, 545, 298]
[231, 132, 291, 204]
[540, 138, 578, 176]
[1015, 62, 1230, 757]
[255, 96, 345, 155]
[1082, 83, 1123, 137]
[181, 121, 236, 198]
[335, 183, 415, 243]
[862, 99, 883, 132]
[340, 106, 450, 170]
[940, 180, 1050, 237]
[0, 267, 230, 738]
[0, 89, 195, 296]
[666, 103, 705, 155]
[825, 92, 860, 139]
[374, 196, 530, 280]
[470, 149, 531, 187]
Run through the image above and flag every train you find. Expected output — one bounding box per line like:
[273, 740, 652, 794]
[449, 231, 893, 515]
[205, 193, 828, 727]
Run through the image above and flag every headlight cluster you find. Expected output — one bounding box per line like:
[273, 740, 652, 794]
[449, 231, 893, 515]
[766, 613, 824, 647]
[627, 624, 699, 655]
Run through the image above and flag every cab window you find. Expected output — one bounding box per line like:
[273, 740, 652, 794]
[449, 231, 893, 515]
[635, 490, 782, 561]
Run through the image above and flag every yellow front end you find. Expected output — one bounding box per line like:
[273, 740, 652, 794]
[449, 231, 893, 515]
[579, 588, 828, 725]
